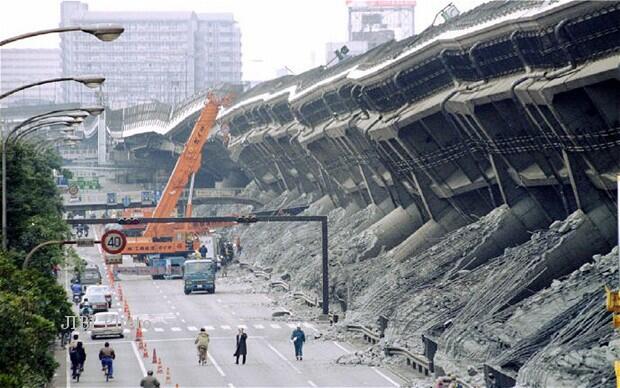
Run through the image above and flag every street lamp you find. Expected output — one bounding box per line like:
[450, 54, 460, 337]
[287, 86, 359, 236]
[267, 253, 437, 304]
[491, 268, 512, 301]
[14, 120, 82, 142]
[0, 24, 124, 46]
[0, 75, 105, 100]
[0, 23, 121, 251]
[1, 107, 101, 250]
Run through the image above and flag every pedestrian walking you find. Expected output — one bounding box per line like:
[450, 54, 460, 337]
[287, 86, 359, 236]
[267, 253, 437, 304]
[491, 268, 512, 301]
[291, 325, 306, 360]
[233, 328, 247, 364]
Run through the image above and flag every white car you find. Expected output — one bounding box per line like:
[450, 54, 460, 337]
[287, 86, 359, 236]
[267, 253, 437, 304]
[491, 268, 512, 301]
[84, 285, 113, 307]
[91, 312, 123, 339]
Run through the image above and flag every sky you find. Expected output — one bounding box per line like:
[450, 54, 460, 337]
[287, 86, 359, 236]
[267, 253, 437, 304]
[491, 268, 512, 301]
[0, 0, 487, 81]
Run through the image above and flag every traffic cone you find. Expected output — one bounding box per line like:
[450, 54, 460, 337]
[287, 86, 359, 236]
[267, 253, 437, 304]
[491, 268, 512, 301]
[165, 368, 172, 383]
[135, 320, 143, 341]
[157, 358, 163, 374]
[152, 348, 158, 364]
[142, 343, 149, 358]
[138, 339, 144, 350]
[124, 301, 129, 313]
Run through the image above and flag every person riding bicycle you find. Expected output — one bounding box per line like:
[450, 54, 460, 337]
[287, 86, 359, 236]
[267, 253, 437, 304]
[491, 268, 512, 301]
[80, 299, 94, 328]
[194, 327, 210, 365]
[71, 281, 83, 297]
[99, 342, 116, 379]
[140, 370, 161, 387]
[69, 341, 86, 380]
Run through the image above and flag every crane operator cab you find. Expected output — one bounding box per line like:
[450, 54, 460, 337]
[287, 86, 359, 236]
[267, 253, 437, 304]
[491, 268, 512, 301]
[183, 259, 216, 294]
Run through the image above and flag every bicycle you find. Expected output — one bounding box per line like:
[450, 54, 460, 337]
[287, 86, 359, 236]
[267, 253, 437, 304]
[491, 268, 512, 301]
[197, 345, 207, 366]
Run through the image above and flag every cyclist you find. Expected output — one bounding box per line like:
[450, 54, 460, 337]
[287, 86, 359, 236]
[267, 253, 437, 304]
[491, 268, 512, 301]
[71, 281, 83, 304]
[140, 370, 161, 387]
[194, 327, 210, 365]
[69, 341, 86, 380]
[98, 342, 116, 379]
[80, 298, 94, 329]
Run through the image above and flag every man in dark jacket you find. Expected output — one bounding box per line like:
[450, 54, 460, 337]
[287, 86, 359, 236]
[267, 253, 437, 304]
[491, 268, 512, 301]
[199, 244, 208, 258]
[233, 328, 247, 364]
[291, 326, 306, 360]
[140, 370, 161, 387]
[69, 341, 86, 379]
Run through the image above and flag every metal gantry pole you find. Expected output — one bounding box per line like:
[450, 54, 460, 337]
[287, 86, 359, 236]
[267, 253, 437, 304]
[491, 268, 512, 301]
[1, 128, 6, 250]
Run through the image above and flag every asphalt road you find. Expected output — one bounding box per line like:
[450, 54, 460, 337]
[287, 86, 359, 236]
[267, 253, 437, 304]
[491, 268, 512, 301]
[58, 238, 405, 387]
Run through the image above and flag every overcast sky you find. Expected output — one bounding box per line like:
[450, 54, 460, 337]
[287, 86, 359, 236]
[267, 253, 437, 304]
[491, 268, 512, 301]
[0, 0, 487, 80]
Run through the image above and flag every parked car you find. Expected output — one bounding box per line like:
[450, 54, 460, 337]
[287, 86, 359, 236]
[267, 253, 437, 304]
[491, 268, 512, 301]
[91, 312, 123, 339]
[81, 293, 108, 313]
[85, 285, 113, 308]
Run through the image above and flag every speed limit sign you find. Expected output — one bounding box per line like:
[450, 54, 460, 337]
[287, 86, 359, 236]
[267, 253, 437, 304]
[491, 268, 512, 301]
[101, 230, 127, 255]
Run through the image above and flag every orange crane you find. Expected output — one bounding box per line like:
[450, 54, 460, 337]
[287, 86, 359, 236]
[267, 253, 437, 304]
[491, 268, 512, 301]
[120, 93, 232, 256]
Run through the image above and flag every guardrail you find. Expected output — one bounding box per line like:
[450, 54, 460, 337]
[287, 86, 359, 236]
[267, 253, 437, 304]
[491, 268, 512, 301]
[270, 280, 290, 291]
[346, 323, 381, 345]
[385, 346, 431, 377]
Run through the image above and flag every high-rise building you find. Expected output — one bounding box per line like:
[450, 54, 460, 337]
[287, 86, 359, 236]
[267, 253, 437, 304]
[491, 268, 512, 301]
[347, 0, 415, 48]
[0, 48, 61, 107]
[60, 1, 242, 109]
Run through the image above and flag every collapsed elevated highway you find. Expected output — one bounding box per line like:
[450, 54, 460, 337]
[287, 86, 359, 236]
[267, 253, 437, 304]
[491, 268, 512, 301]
[213, 1, 619, 386]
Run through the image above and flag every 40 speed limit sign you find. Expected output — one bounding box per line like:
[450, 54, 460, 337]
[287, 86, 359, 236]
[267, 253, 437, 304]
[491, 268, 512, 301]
[101, 230, 127, 255]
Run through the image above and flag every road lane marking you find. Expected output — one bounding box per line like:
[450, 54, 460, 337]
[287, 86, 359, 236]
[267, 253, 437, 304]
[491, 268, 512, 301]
[332, 341, 351, 353]
[204, 325, 215, 330]
[131, 340, 147, 376]
[287, 323, 297, 328]
[263, 339, 301, 374]
[231, 311, 236, 315]
[175, 312, 180, 316]
[181, 319, 186, 323]
[227, 384, 235, 388]
[308, 380, 318, 387]
[221, 325, 231, 330]
[171, 327, 181, 332]
[188, 326, 198, 331]
[303, 322, 319, 333]
[142, 328, 148, 332]
[208, 353, 226, 377]
[217, 299, 222, 303]
[171, 306, 176, 310]
[253, 324, 264, 329]
[82, 336, 265, 345]
[66, 348, 71, 388]
[154, 328, 164, 332]
[237, 324, 247, 329]
[270, 324, 281, 329]
[123, 329, 130, 333]
[371, 367, 399, 387]
[163, 295, 168, 299]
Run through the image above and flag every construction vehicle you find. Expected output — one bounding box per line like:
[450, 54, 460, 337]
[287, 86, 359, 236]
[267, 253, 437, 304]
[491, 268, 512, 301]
[118, 93, 233, 257]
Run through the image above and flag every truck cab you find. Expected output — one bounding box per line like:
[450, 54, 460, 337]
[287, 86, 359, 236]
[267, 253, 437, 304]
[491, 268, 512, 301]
[183, 259, 216, 294]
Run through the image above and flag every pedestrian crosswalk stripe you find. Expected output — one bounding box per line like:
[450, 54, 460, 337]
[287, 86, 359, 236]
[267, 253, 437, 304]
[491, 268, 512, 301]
[123, 329, 130, 333]
[253, 324, 264, 329]
[270, 324, 281, 329]
[237, 324, 247, 329]
[287, 323, 297, 328]
[154, 328, 164, 332]
[188, 326, 198, 331]
[221, 325, 231, 330]
[171, 327, 181, 332]
[204, 325, 215, 330]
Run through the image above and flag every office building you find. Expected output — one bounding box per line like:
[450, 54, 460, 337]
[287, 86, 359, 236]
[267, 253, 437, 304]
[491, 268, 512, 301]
[0, 48, 61, 107]
[60, 1, 242, 109]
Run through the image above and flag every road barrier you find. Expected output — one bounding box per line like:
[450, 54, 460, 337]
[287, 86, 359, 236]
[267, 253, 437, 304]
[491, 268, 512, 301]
[345, 323, 381, 345]
[384, 346, 431, 377]
[269, 280, 290, 291]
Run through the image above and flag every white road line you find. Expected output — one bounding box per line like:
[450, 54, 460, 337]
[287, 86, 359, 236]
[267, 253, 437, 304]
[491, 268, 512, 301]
[308, 380, 318, 387]
[263, 339, 301, 374]
[231, 311, 236, 315]
[227, 383, 235, 388]
[82, 336, 265, 345]
[371, 367, 400, 387]
[131, 341, 147, 377]
[142, 328, 148, 332]
[66, 349, 71, 388]
[204, 325, 215, 330]
[217, 298, 223, 303]
[188, 326, 198, 331]
[287, 323, 297, 328]
[237, 324, 247, 329]
[154, 328, 164, 332]
[123, 329, 130, 334]
[303, 322, 319, 333]
[208, 352, 226, 377]
[332, 341, 351, 354]
[181, 319, 186, 323]
[221, 325, 231, 330]
[171, 306, 176, 310]
[163, 295, 168, 299]
[171, 327, 181, 332]
[270, 323, 281, 329]
[253, 324, 264, 329]
[175, 312, 180, 316]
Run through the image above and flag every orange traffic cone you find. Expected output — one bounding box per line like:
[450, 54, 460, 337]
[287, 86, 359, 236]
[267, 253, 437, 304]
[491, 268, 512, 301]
[142, 343, 149, 358]
[157, 358, 163, 374]
[152, 348, 158, 364]
[124, 301, 129, 313]
[165, 367, 172, 383]
[138, 339, 144, 350]
[135, 320, 143, 341]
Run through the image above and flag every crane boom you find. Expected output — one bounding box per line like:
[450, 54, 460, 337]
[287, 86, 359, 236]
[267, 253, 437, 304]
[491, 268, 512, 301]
[143, 95, 222, 238]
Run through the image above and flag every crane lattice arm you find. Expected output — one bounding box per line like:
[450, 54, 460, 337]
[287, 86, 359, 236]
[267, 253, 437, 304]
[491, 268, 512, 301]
[143, 94, 223, 238]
